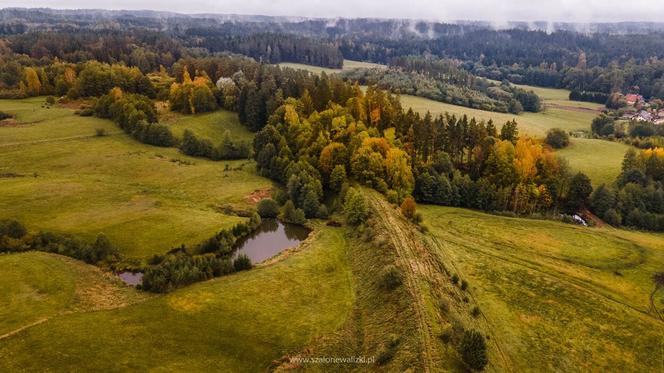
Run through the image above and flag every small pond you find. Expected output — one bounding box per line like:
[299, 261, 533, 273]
[117, 271, 143, 286]
[233, 219, 310, 264]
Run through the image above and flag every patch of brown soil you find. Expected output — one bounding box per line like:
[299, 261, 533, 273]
[580, 207, 606, 228]
[245, 188, 272, 204]
[0, 118, 19, 127]
[58, 99, 92, 110]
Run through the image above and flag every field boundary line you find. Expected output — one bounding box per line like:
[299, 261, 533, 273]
[0, 131, 123, 148]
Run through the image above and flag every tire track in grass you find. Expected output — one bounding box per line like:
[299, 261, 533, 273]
[368, 192, 514, 372]
[367, 193, 437, 371]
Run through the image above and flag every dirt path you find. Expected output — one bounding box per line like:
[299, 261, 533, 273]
[0, 318, 49, 341]
[367, 193, 438, 371]
[0, 132, 122, 148]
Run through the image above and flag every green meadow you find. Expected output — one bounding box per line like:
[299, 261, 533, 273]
[165, 109, 254, 144]
[0, 225, 355, 372]
[0, 251, 147, 338]
[421, 205, 664, 373]
[0, 98, 272, 259]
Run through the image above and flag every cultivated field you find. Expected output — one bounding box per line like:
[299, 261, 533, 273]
[0, 225, 354, 372]
[0, 98, 272, 258]
[421, 205, 664, 373]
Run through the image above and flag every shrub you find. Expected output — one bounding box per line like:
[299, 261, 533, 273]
[256, 198, 279, 218]
[45, 96, 56, 105]
[78, 107, 95, 116]
[279, 200, 307, 225]
[233, 254, 252, 271]
[451, 274, 459, 284]
[344, 188, 369, 226]
[0, 111, 12, 120]
[440, 325, 453, 344]
[545, 128, 570, 149]
[376, 334, 400, 365]
[0, 219, 27, 239]
[400, 196, 417, 220]
[95, 128, 107, 137]
[317, 204, 329, 219]
[381, 265, 403, 290]
[458, 330, 488, 371]
[461, 280, 468, 290]
[471, 306, 481, 318]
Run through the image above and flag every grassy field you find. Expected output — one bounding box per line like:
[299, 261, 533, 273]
[0, 225, 354, 372]
[557, 138, 632, 186]
[279, 59, 386, 75]
[421, 205, 664, 373]
[0, 251, 147, 338]
[165, 110, 254, 144]
[0, 98, 272, 259]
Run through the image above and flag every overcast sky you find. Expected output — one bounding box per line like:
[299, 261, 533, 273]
[2, 0, 662, 23]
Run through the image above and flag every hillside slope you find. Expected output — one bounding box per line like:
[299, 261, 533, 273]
[421, 205, 664, 372]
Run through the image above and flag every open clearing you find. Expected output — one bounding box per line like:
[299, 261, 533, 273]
[279, 59, 386, 75]
[557, 138, 633, 186]
[165, 110, 254, 144]
[0, 98, 272, 259]
[421, 205, 664, 373]
[0, 225, 354, 372]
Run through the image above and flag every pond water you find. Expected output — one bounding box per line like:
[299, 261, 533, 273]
[117, 271, 143, 286]
[233, 219, 310, 264]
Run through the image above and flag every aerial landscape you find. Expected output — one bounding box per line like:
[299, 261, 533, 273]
[0, 1, 663, 372]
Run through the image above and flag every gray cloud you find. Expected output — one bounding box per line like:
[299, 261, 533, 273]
[2, 0, 662, 22]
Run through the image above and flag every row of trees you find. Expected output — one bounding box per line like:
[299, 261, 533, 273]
[142, 214, 262, 292]
[0, 219, 118, 265]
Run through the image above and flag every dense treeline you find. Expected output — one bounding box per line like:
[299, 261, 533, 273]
[466, 60, 664, 99]
[94, 87, 176, 147]
[568, 90, 610, 104]
[7, 30, 185, 72]
[0, 220, 119, 265]
[186, 31, 343, 68]
[590, 148, 664, 231]
[342, 57, 540, 113]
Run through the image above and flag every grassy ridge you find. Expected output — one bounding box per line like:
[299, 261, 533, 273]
[421, 205, 664, 372]
[0, 98, 272, 258]
[0, 225, 353, 372]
